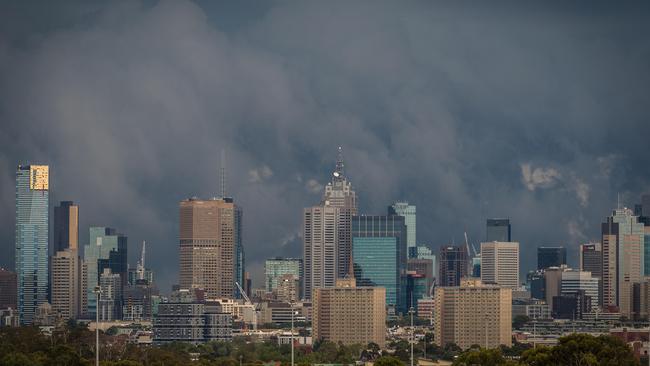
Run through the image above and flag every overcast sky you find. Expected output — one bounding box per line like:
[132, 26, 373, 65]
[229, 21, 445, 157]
[1, 1, 649, 293]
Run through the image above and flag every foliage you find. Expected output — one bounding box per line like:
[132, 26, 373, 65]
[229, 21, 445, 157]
[512, 315, 531, 329]
[374, 355, 405, 366]
[452, 347, 517, 366]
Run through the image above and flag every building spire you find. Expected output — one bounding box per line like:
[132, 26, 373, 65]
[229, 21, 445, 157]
[333, 146, 344, 181]
[220, 149, 226, 198]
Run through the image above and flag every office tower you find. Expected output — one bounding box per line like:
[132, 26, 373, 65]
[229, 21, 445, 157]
[412, 245, 437, 277]
[321, 147, 358, 278]
[472, 255, 481, 277]
[83, 227, 127, 318]
[275, 274, 299, 303]
[303, 204, 340, 300]
[388, 201, 416, 252]
[352, 215, 407, 313]
[552, 290, 591, 320]
[15, 164, 49, 325]
[602, 208, 644, 317]
[53, 201, 79, 253]
[486, 218, 511, 242]
[561, 270, 599, 312]
[439, 246, 468, 287]
[637, 199, 650, 277]
[0, 268, 17, 310]
[153, 289, 233, 344]
[480, 242, 520, 288]
[312, 278, 386, 348]
[537, 247, 567, 270]
[178, 197, 242, 299]
[51, 248, 80, 320]
[98, 268, 122, 321]
[407, 259, 434, 297]
[580, 242, 602, 306]
[527, 270, 545, 300]
[544, 266, 566, 310]
[234, 207, 244, 298]
[244, 272, 252, 298]
[407, 272, 428, 310]
[264, 258, 303, 293]
[433, 279, 512, 349]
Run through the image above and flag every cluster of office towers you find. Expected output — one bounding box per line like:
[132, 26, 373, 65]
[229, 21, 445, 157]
[9, 164, 158, 325]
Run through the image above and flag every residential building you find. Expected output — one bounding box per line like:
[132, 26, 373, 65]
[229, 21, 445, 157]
[321, 147, 358, 278]
[486, 218, 511, 242]
[53, 201, 79, 253]
[0, 268, 17, 310]
[537, 247, 567, 270]
[178, 197, 242, 299]
[83, 227, 127, 318]
[264, 257, 302, 294]
[388, 201, 416, 252]
[480, 242, 520, 289]
[303, 204, 340, 300]
[433, 279, 512, 349]
[99, 268, 122, 321]
[15, 164, 49, 324]
[602, 208, 644, 317]
[438, 246, 468, 287]
[352, 214, 407, 313]
[51, 248, 81, 319]
[312, 278, 386, 348]
[275, 274, 299, 303]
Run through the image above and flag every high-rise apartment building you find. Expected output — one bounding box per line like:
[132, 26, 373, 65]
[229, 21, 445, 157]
[486, 218, 511, 242]
[99, 268, 122, 321]
[312, 278, 386, 348]
[561, 270, 599, 312]
[51, 248, 81, 320]
[15, 164, 49, 324]
[480, 242, 520, 289]
[275, 274, 299, 303]
[433, 279, 512, 349]
[321, 148, 358, 278]
[303, 204, 340, 300]
[0, 268, 17, 310]
[53, 201, 79, 253]
[537, 247, 567, 270]
[602, 208, 644, 317]
[580, 242, 602, 306]
[264, 258, 302, 293]
[179, 197, 242, 299]
[352, 215, 407, 313]
[438, 246, 468, 287]
[388, 201, 416, 252]
[83, 227, 127, 318]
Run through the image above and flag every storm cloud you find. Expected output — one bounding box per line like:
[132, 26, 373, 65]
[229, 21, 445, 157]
[1, 1, 649, 292]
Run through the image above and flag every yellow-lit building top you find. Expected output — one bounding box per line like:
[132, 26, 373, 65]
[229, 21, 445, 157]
[29, 165, 49, 190]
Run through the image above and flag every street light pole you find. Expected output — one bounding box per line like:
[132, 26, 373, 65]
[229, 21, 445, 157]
[409, 307, 414, 366]
[93, 286, 102, 366]
[291, 300, 295, 366]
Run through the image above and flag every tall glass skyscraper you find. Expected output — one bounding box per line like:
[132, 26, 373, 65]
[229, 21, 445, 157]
[486, 218, 511, 242]
[388, 202, 416, 252]
[352, 215, 407, 313]
[265, 258, 303, 294]
[537, 247, 567, 270]
[83, 227, 127, 318]
[15, 165, 49, 324]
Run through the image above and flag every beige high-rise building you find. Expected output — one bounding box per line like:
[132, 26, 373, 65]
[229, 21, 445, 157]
[303, 204, 340, 300]
[51, 248, 80, 319]
[602, 208, 644, 317]
[433, 279, 512, 350]
[179, 197, 241, 299]
[480, 241, 519, 289]
[275, 274, 299, 303]
[312, 278, 386, 348]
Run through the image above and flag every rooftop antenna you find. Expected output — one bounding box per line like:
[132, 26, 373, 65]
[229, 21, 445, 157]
[137, 240, 146, 281]
[333, 146, 344, 181]
[220, 149, 226, 198]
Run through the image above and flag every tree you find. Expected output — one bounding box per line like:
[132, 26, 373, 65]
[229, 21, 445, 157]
[452, 347, 516, 366]
[519, 334, 639, 366]
[512, 315, 531, 330]
[374, 355, 405, 366]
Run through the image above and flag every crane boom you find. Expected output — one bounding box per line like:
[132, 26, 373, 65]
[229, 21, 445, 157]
[235, 282, 251, 304]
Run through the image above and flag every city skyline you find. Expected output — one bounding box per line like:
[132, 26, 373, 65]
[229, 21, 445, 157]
[1, 1, 650, 293]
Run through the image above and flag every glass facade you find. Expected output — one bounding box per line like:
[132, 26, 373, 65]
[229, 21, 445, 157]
[486, 218, 511, 242]
[389, 202, 416, 251]
[352, 215, 407, 313]
[537, 247, 567, 270]
[83, 227, 127, 317]
[15, 165, 49, 325]
[264, 258, 302, 293]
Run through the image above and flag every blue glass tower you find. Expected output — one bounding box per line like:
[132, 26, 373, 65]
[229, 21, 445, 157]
[352, 215, 407, 314]
[15, 165, 49, 324]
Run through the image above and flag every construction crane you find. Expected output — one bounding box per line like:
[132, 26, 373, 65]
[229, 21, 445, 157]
[137, 241, 146, 281]
[235, 281, 257, 331]
[464, 232, 479, 256]
[235, 281, 251, 304]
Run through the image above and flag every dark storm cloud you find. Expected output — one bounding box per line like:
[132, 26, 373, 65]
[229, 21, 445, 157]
[1, 1, 649, 291]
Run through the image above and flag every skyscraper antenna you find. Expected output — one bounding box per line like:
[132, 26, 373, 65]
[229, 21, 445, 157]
[617, 192, 620, 209]
[220, 149, 226, 198]
[334, 146, 344, 181]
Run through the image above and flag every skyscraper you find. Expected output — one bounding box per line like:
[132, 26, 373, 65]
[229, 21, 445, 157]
[51, 248, 81, 320]
[388, 201, 416, 252]
[580, 242, 602, 306]
[480, 241, 520, 289]
[303, 204, 339, 300]
[561, 270, 599, 312]
[53, 201, 79, 253]
[537, 247, 567, 270]
[438, 246, 468, 287]
[264, 258, 302, 293]
[179, 197, 242, 299]
[486, 218, 511, 242]
[321, 147, 358, 278]
[83, 227, 127, 318]
[602, 208, 644, 317]
[0, 268, 17, 310]
[15, 164, 49, 324]
[352, 215, 407, 313]
[99, 268, 122, 321]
